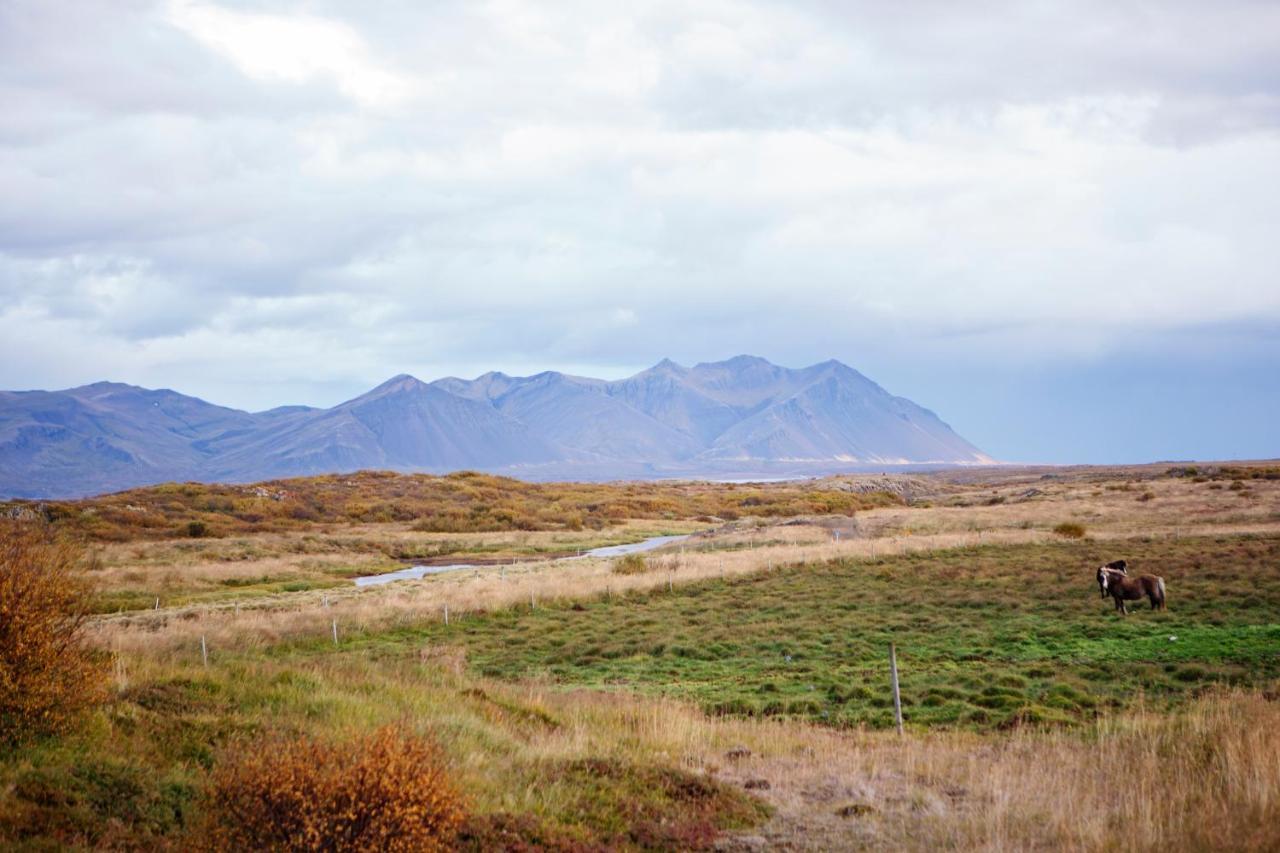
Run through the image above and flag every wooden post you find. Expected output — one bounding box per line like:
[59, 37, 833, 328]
[332, 619, 338, 645]
[200, 635, 208, 667]
[530, 590, 535, 609]
[154, 597, 160, 610]
[889, 643, 904, 736]
[444, 603, 449, 625]
[668, 572, 673, 592]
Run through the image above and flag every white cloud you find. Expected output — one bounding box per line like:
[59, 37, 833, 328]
[0, 0, 1277, 417]
[166, 1, 412, 109]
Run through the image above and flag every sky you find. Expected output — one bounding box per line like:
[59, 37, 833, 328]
[1, 0, 1278, 464]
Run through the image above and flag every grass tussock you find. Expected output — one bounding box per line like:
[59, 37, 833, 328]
[1053, 521, 1087, 538]
[612, 553, 652, 575]
[0, 522, 106, 744]
[201, 724, 464, 852]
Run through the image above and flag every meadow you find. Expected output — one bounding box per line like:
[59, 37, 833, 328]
[1, 463, 1278, 850]
[370, 534, 1280, 730]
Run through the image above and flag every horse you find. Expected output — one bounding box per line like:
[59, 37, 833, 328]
[1096, 559, 1128, 598]
[1098, 566, 1166, 614]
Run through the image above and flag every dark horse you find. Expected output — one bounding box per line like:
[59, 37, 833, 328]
[1097, 565, 1166, 614]
[1096, 559, 1128, 598]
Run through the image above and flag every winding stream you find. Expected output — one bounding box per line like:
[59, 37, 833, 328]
[352, 533, 691, 587]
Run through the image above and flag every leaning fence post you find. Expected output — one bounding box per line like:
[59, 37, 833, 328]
[200, 635, 208, 667]
[332, 619, 338, 645]
[889, 642, 904, 736]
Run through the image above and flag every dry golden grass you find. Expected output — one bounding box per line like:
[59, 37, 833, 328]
[696, 689, 1280, 850]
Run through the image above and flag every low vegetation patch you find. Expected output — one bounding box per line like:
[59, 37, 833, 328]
[201, 725, 464, 852]
[1052, 522, 1086, 539]
[612, 553, 652, 575]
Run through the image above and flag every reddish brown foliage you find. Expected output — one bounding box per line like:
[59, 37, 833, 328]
[0, 522, 105, 744]
[202, 725, 464, 852]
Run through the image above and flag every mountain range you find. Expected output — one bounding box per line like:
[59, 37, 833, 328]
[0, 356, 992, 498]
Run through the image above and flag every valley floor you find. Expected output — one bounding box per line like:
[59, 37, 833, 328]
[3, 462, 1279, 849]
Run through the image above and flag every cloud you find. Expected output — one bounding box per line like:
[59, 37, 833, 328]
[0, 0, 1277, 456]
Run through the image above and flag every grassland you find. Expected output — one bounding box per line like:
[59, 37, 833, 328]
[358, 534, 1280, 730]
[2, 462, 1279, 849]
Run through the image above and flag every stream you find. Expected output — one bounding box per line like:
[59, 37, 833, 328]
[352, 533, 691, 587]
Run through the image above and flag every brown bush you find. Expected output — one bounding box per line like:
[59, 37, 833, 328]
[0, 522, 106, 744]
[1052, 522, 1086, 539]
[203, 725, 464, 852]
[611, 553, 652, 575]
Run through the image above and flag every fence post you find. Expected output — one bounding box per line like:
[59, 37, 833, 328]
[889, 642, 904, 736]
[444, 603, 449, 625]
[200, 635, 208, 667]
[154, 597, 160, 610]
[332, 619, 338, 645]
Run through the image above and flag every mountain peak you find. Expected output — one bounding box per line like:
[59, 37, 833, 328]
[644, 358, 687, 375]
[721, 354, 774, 368]
[363, 374, 430, 397]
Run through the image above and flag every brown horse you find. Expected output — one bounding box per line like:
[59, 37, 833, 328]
[1096, 559, 1128, 598]
[1098, 566, 1166, 614]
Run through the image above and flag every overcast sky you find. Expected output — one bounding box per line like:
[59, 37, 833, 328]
[2, 0, 1278, 463]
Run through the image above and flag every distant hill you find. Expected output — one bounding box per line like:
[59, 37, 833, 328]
[0, 357, 992, 497]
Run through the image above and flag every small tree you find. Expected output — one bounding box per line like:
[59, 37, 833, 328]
[203, 725, 465, 851]
[0, 522, 106, 744]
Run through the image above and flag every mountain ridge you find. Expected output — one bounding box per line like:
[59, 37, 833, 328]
[0, 357, 993, 498]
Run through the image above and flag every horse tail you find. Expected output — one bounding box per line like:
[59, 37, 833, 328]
[1156, 576, 1166, 610]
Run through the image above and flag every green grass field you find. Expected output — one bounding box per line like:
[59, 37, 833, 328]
[342, 534, 1280, 730]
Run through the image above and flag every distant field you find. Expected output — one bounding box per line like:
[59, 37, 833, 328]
[2, 469, 899, 541]
[369, 534, 1280, 730]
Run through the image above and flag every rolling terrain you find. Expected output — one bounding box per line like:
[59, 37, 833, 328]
[0, 356, 991, 498]
[2, 462, 1277, 849]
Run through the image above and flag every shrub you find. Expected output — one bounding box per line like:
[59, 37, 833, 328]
[186, 520, 208, 538]
[1052, 522, 1086, 539]
[0, 522, 106, 744]
[612, 553, 652, 575]
[202, 725, 464, 852]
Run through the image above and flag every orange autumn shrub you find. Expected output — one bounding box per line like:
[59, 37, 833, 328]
[203, 725, 465, 852]
[0, 522, 105, 744]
